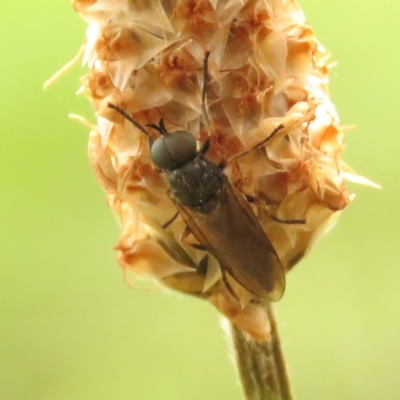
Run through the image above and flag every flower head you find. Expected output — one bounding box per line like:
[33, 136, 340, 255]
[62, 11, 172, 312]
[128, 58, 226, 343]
[73, 0, 364, 341]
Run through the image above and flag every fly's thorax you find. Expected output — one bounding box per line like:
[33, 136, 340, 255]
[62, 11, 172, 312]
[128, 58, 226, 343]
[166, 156, 224, 212]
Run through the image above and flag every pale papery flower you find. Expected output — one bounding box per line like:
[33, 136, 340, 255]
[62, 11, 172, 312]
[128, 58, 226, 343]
[69, 0, 373, 343]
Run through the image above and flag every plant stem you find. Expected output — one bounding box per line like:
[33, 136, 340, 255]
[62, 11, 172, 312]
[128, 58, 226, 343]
[230, 303, 293, 400]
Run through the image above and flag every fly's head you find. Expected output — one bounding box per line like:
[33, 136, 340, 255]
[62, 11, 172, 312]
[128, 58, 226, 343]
[147, 120, 224, 211]
[149, 122, 198, 171]
[107, 103, 198, 171]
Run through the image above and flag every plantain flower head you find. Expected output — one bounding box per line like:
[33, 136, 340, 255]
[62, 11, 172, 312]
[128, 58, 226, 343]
[72, 0, 367, 341]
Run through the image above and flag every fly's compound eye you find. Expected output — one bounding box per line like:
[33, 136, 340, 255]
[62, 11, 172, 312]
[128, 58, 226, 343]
[150, 131, 197, 170]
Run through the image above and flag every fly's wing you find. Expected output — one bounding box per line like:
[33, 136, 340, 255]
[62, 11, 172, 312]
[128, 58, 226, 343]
[173, 177, 285, 301]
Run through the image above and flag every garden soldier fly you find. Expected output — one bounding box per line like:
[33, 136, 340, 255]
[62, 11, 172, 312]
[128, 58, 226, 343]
[108, 51, 302, 301]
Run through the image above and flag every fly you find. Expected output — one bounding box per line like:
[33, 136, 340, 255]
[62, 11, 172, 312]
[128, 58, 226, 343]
[108, 52, 297, 301]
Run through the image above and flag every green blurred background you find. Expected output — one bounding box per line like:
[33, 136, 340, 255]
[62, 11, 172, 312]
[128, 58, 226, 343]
[1, 1, 398, 399]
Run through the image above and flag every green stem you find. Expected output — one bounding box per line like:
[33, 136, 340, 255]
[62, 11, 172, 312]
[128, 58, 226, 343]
[230, 303, 293, 400]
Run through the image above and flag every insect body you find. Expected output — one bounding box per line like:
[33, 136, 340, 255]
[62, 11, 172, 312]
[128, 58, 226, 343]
[107, 52, 291, 301]
[108, 103, 285, 301]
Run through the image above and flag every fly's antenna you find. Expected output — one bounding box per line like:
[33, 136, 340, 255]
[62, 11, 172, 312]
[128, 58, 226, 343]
[108, 103, 151, 137]
[147, 119, 169, 136]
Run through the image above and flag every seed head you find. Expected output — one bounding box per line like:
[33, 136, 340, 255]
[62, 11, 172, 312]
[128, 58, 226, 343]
[73, 0, 369, 341]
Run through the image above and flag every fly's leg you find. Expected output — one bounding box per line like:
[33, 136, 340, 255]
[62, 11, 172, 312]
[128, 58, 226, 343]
[243, 194, 308, 270]
[197, 254, 209, 275]
[244, 194, 306, 225]
[179, 225, 207, 251]
[179, 232, 241, 297]
[221, 270, 240, 301]
[174, 224, 210, 275]
[197, 50, 215, 154]
[161, 211, 179, 229]
[269, 215, 306, 225]
[218, 124, 285, 169]
[201, 51, 213, 136]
